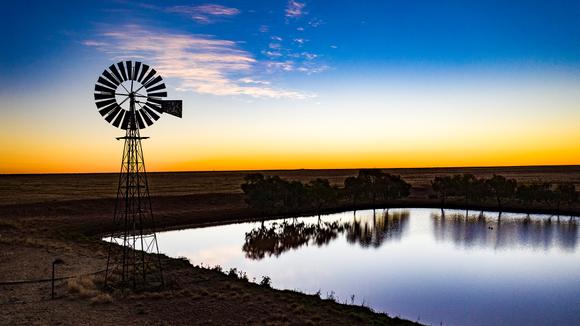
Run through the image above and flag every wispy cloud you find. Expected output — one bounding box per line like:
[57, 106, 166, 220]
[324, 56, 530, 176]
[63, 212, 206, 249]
[267, 61, 295, 72]
[82, 40, 108, 47]
[285, 1, 305, 18]
[85, 25, 309, 99]
[259, 25, 269, 33]
[166, 4, 240, 24]
[293, 38, 306, 45]
[308, 18, 324, 28]
[238, 77, 270, 85]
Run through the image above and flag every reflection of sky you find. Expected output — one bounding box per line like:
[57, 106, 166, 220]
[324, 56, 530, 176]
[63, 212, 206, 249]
[156, 208, 579, 326]
[431, 210, 578, 251]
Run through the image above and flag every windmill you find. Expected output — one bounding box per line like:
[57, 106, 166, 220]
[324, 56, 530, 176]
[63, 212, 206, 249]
[93, 61, 182, 289]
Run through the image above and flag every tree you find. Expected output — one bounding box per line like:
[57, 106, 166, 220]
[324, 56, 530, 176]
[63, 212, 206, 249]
[486, 174, 517, 209]
[554, 183, 577, 212]
[307, 178, 338, 213]
[285, 180, 308, 211]
[385, 174, 411, 200]
[241, 173, 271, 213]
[431, 176, 454, 204]
[344, 176, 364, 206]
[516, 182, 553, 214]
[358, 169, 384, 205]
[458, 174, 478, 206]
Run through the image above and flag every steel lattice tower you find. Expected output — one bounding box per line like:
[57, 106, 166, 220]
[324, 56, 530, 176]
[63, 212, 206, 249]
[93, 61, 182, 290]
[104, 94, 164, 289]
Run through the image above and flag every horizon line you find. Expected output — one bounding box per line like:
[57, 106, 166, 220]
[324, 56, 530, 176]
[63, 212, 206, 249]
[1, 163, 578, 176]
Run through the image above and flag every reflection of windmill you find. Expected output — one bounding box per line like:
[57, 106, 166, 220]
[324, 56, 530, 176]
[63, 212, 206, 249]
[93, 61, 182, 289]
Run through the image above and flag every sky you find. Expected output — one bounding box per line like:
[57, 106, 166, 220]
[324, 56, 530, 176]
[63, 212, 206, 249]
[1, 0, 579, 173]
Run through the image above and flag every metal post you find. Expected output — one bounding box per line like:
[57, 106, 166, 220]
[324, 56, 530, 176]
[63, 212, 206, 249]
[51, 258, 63, 299]
[51, 264, 55, 299]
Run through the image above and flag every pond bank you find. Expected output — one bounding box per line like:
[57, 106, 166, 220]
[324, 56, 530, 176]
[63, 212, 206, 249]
[0, 193, 421, 325]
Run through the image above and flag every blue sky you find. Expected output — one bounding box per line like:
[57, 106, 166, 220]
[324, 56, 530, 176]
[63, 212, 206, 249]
[3, 0, 580, 89]
[1, 1, 580, 172]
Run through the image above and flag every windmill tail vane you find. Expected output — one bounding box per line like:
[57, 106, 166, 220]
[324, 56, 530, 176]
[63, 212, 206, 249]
[93, 60, 183, 289]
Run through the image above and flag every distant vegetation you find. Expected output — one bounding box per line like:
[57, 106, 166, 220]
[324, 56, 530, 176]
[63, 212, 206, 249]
[241, 169, 410, 214]
[431, 174, 578, 213]
[241, 170, 578, 215]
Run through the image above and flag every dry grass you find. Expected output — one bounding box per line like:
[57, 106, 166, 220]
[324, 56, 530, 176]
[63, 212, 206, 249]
[67, 275, 111, 304]
[90, 293, 113, 304]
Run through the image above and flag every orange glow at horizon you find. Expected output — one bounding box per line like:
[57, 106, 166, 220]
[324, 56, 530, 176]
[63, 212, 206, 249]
[2, 71, 579, 174]
[1, 129, 578, 173]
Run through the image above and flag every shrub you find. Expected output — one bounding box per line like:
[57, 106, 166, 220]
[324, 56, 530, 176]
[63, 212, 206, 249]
[227, 268, 238, 278]
[259, 276, 272, 287]
[90, 293, 113, 304]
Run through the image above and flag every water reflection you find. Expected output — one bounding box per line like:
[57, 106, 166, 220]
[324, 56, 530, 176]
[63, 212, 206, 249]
[345, 210, 409, 248]
[432, 210, 578, 251]
[243, 209, 409, 259]
[155, 208, 580, 326]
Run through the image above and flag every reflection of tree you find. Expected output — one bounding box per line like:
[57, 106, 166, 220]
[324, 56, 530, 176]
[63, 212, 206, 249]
[242, 210, 410, 260]
[242, 221, 344, 260]
[432, 211, 578, 251]
[345, 210, 410, 248]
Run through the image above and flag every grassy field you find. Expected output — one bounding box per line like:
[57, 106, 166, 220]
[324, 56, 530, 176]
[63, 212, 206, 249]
[1, 165, 579, 205]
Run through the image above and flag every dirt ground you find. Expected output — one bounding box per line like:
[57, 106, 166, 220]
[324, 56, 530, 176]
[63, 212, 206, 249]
[0, 166, 578, 325]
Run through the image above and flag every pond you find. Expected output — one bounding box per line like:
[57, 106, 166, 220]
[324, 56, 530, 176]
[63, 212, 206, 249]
[156, 208, 579, 326]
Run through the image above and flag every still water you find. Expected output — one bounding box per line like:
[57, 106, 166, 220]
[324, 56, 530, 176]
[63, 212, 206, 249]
[157, 209, 579, 326]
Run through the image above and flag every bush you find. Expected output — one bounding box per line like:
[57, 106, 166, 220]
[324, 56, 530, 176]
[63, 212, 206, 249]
[90, 293, 113, 304]
[227, 268, 238, 278]
[259, 276, 272, 287]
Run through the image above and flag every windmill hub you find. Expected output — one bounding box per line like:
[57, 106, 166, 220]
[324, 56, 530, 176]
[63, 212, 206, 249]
[93, 61, 183, 289]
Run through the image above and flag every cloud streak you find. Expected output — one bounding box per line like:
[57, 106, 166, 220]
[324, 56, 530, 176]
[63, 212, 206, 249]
[85, 25, 309, 99]
[166, 4, 240, 24]
[286, 1, 305, 18]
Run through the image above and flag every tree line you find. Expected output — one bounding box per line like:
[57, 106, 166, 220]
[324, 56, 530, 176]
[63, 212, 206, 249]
[241, 170, 578, 214]
[241, 169, 411, 214]
[431, 174, 578, 212]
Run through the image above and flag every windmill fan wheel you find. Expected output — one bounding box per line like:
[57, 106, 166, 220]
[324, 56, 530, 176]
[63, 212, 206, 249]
[93, 61, 167, 130]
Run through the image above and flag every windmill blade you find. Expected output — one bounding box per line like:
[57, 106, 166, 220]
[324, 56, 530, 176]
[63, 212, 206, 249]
[143, 104, 161, 120]
[125, 61, 133, 80]
[148, 92, 167, 98]
[141, 69, 157, 86]
[109, 64, 124, 84]
[134, 61, 142, 81]
[136, 111, 146, 129]
[94, 92, 115, 101]
[137, 64, 149, 83]
[144, 75, 163, 89]
[98, 103, 118, 117]
[139, 109, 154, 126]
[120, 111, 132, 129]
[159, 100, 183, 118]
[117, 62, 128, 81]
[95, 84, 115, 94]
[147, 97, 163, 106]
[147, 83, 166, 93]
[105, 106, 122, 123]
[146, 102, 162, 113]
[96, 98, 116, 109]
[114, 110, 127, 128]
[98, 76, 118, 90]
[102, 70, 120, 86]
